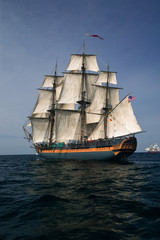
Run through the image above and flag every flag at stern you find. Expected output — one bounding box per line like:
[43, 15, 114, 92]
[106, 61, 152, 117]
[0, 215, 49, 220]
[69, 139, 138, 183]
[128, 96, 136, 101]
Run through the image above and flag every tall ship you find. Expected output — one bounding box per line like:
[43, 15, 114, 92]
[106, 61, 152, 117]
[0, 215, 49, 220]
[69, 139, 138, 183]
[23, 40, 142, 160]
[145, 144, 160, 153]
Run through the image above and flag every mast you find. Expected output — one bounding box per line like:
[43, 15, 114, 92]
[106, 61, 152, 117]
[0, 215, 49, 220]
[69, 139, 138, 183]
[49, 61, 57, 145]
[81, 40, 86, 142]
[77, 39, 90, 142]
[104, 65, 111, 138]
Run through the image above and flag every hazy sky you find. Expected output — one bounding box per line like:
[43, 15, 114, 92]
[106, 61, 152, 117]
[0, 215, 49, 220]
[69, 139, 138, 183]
[0, 0, 160, 154]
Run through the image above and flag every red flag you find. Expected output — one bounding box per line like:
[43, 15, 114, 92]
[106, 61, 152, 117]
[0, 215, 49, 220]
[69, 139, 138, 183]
[85, 34, 103, 40]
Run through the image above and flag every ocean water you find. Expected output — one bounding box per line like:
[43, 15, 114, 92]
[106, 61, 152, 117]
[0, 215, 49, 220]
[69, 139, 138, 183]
[0, 153, 160, 240]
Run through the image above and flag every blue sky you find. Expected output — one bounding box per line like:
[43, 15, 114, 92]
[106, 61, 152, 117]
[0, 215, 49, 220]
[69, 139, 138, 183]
[0, 0, 160, 154]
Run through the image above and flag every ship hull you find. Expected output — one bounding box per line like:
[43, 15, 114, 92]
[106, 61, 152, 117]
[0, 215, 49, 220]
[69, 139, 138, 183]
[37, 137, 137, 161]
[40, 150, 114, 160]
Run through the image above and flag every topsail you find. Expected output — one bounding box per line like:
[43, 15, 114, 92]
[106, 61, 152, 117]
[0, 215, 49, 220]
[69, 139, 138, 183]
[66, 54, 99, 72]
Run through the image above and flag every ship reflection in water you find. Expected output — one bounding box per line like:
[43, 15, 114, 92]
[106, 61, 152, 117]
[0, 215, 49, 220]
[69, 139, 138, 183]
[1, 154, 159, 240]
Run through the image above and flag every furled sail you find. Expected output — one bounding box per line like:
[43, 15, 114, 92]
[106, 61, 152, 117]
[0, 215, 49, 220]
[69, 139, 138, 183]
[60, 104, 75, 110]
[107, 95, 142, 138]
[66, 54, 99, 72]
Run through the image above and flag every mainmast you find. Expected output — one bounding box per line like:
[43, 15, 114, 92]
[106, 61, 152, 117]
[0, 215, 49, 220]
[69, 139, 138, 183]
[104, 65, 112, 138]
[77, 39, 90, 142]
[49, 61, 57, 145]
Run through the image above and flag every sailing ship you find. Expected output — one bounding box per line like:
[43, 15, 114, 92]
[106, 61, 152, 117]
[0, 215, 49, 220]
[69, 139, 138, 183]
[23, 40, 142, 160]
[145, 144, 160, 153]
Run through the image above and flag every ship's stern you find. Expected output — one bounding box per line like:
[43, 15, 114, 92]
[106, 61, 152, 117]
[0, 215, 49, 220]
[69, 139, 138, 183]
[113, 137, 137, 159]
